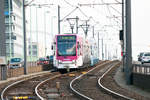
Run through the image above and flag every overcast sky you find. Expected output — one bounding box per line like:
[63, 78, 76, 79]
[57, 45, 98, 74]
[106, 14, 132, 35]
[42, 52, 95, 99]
[26, 0, 150, 60]
[132, 0, 150, 60]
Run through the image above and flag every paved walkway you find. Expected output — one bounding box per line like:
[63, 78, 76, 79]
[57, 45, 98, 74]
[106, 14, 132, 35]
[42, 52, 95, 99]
[114, 66, 150, 98]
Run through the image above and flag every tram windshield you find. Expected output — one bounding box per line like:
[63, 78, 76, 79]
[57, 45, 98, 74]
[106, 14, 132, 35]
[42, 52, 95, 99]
[57, 35, 76, 56]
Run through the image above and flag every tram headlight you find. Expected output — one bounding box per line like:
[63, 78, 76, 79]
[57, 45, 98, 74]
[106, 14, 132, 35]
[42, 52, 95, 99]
[72, 60, 76, 64]
[58, 60, 62, 64]
[19, 64, 22, 67]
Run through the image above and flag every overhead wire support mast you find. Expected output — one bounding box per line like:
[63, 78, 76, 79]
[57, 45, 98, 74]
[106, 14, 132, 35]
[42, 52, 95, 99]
[66, 17, 79, 34]
[80, 20, 90, 37]
[58, 6, 79, 34]
[60, 7, 78, 22]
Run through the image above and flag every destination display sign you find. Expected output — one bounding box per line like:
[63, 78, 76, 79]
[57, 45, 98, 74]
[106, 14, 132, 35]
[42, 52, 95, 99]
[57, 35, 76, 42]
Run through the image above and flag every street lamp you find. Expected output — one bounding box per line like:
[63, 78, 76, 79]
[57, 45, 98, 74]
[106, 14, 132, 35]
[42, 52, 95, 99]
[36, 7, 38, 60]
[8, 0, 12, 60]
[51, 16, 56, 39]
[29, 6, 32, 61]
[29, 4, 52, 58]
[44, 10, 50, 57]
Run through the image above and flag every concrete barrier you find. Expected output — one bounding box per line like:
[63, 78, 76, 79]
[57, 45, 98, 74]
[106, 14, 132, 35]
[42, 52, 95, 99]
[132, 73, 150, 91]
[132, 64, 150, 91]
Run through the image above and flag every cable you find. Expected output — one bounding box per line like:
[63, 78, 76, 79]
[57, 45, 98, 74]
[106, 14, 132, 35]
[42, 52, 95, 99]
[101, 0, 121, 15]
[110, 6, 121, 15]
[78, 7, 89, 18]
[63, 0, 76, 7]
[61, 7, 78, 21]
[114, 0, 121, 4]
[25, 0, 35, 6]
[101, 0, 121, 29]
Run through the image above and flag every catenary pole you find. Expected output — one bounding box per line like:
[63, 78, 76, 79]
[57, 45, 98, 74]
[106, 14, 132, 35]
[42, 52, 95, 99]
[58, 5, 60, 34]
[125, 0, 132, 85]
[23, 0, 27, 74]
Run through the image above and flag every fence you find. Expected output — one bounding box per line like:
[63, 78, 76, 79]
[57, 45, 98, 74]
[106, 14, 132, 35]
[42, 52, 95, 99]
[0, 62, 52, 80]
[27, 61, 38, 67]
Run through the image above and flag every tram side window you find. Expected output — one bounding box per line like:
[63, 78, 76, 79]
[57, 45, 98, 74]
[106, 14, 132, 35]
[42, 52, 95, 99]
[77, 42, 80, 56]
[91, 45, 93, 55]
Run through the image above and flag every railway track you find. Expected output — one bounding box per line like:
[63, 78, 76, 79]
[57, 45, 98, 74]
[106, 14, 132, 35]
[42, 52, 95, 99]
[30, 61, 106, 100]
[1, 71, 61, 100]
[2, 60, 148, 100]
[70, 61, 134, 100]
[1, 61, 100, 100]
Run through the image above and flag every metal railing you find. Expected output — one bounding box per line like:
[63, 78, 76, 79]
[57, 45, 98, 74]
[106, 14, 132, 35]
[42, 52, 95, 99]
[132, 64, 150, 75]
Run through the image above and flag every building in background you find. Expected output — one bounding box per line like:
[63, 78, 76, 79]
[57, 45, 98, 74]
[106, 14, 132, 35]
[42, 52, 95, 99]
[28, 42, 38, 61]
[27, 41, 46, 61]
[0, 0, 6, 56]
[4, 0, 23, 60]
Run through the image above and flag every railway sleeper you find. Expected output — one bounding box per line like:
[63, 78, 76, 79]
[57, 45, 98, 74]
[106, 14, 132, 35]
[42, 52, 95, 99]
[44, 88, 59, 93]
[8, 92, 33, 95]
[46, 93, 60, 99]
[86, 73, 97, 76]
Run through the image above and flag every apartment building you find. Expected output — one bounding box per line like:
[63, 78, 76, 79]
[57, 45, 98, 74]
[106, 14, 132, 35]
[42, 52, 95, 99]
[0, 0, 6, 56]
[4, 0, 23, 59]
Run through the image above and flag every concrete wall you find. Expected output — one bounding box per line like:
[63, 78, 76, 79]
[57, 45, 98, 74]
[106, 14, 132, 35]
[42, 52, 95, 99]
[133, 73, 150, 91]
[0, 0, 6, 56]
[7, 65, 43, 78]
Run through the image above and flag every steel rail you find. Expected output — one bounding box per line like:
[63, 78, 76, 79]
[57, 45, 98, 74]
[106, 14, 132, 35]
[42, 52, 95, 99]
[98, 62, 135, 100]
[1, 73, 49, 100]
[70, 61, 111, 100]
[35, 74, 61, 100]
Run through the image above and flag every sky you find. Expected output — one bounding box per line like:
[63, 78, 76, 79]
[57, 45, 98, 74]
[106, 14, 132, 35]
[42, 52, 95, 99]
[132, 0, 150, 60]
[26, 0, 150, 60]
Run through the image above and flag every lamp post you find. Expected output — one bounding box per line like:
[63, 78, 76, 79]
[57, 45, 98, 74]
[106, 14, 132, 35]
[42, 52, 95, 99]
[8, 0, 12, 60]
[29, 6, 32, 61]
[98, 32, 99, 59]
[51, 16, 56, 39]
[36, 7, 38, 59]
[44, 10, 50, 57]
